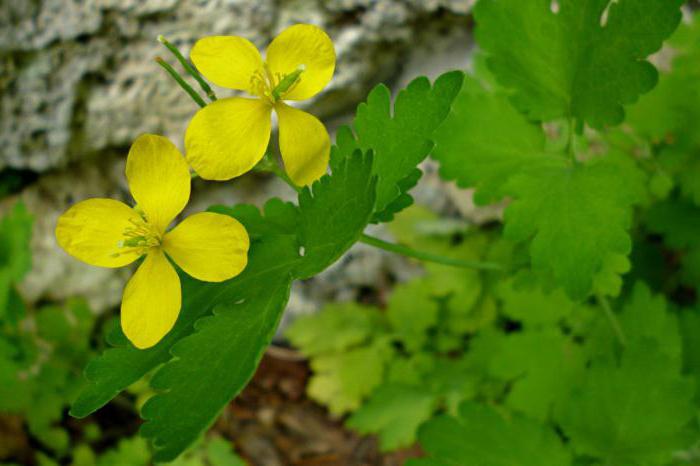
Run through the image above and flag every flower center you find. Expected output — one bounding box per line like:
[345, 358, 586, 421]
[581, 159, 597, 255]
[113, 214, 162, 258]
[250, 64, 305, 103]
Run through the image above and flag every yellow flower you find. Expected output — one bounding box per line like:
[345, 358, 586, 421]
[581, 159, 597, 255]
[185, 24, 335, 186]
[55, 134, 250, 349]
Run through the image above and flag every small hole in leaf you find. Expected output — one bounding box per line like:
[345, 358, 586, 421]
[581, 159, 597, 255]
[550, 0, 560, 14]
[299, 246, 306, 257]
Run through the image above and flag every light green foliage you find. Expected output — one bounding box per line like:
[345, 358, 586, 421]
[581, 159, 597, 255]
[408, 402, 571, 466]
[386, 205, 485, 335]
[497, 279, 576, 328]
[64, 435, 246, 466]
[347, 384, 435, 452]
[307, 338, 394, 415]
[557, 343, 695, 466]
[93, 437, 150, 466]
[285, 302, 379, 356]
[286, 217, 493, 448]
[474, 0, 683, 128]
[332, 71, 464, 220]
[386, 280, 440, 351]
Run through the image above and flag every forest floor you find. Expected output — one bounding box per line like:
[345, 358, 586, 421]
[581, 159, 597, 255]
[218, 349, 420, 466]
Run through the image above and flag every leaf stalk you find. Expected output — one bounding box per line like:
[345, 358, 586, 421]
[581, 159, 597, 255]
[359, 233, 505, 271]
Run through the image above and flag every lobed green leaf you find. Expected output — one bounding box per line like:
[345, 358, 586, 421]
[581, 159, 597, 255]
[474, 0, 684, 128]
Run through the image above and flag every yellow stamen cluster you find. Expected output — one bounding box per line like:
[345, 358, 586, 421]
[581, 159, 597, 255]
[114, 217, 162, 258]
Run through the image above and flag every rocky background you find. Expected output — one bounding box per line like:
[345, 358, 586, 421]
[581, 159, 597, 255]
[0, 0, 497, 326]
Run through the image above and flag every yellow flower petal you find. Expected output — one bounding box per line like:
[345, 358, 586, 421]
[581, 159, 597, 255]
[163, 212, 249, 282]
[121, 250, 181, 349]
[276, 103, 330, 186]
[185, 97, 272, 181]
[190, 36, 264, 92]
[126, 134, 191, 234]
[265, 24, 335, 100]
[56, 198, 141, 268]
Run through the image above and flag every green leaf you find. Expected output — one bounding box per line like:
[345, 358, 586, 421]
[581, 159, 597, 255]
[587, 282, 682, 366]
[504, 157, 644, 299]
[285, 302, 380, 357]
[432, 75, 547, 204]
[645, 199, 700, 289]
[409, 402, 572, 466]
[140, 272, 292, 462]
[0, 202, 32, 319]
[332, 71, 464, 220]
[71, 221, 300, 418]
[0, 202, 33, 281]
[619, 283, 681, 360]
[307, 337, 394, 415]
[205, 436, 247, 466]
[556, 342, 695, 466]
[295, 150, 377, 278]
[346, 383, 435, 451]
[474, 0, 684, 128]
[489, 329, 585, 421]
[497, 279, 577, 328]
[95, 436, 150, 466]
[626, 14, 700, 206]
[386, 280, 440, 351]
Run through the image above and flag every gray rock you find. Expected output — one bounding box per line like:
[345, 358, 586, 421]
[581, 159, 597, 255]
[2, 0, 492, 324]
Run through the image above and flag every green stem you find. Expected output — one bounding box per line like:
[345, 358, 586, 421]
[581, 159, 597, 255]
[263, 165, 502, 271]
[262, 160, 301, 192]
[359, 233, 504, 271]
[158, 35, 217, 102]
[155, 57, 207, 108]
[596, 294, 627, 347]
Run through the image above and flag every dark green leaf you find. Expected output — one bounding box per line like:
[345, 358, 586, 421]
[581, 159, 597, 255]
[432, 76, 547, 204]
[140, 272, 292, 462]
[332, 71, 464, 219]
[295, 150, 377, 278]
[409, 402, 572, 466]
[557, 341, 694, 465]
[474, 0, 684, 128]
[504, 157, 645, 299]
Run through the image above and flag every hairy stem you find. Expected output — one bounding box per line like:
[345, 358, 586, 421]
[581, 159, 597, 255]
[158, 35, 217, 102]
[359, 233, 505, 271]
[155, 57, 207, 108]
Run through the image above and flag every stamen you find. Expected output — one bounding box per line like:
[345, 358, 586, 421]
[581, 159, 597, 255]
[114, 216, 162, 257]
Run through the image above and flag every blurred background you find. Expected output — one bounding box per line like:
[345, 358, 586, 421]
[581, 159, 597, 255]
[0, 1, 493, 465]
[8, 2, 699, 465]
